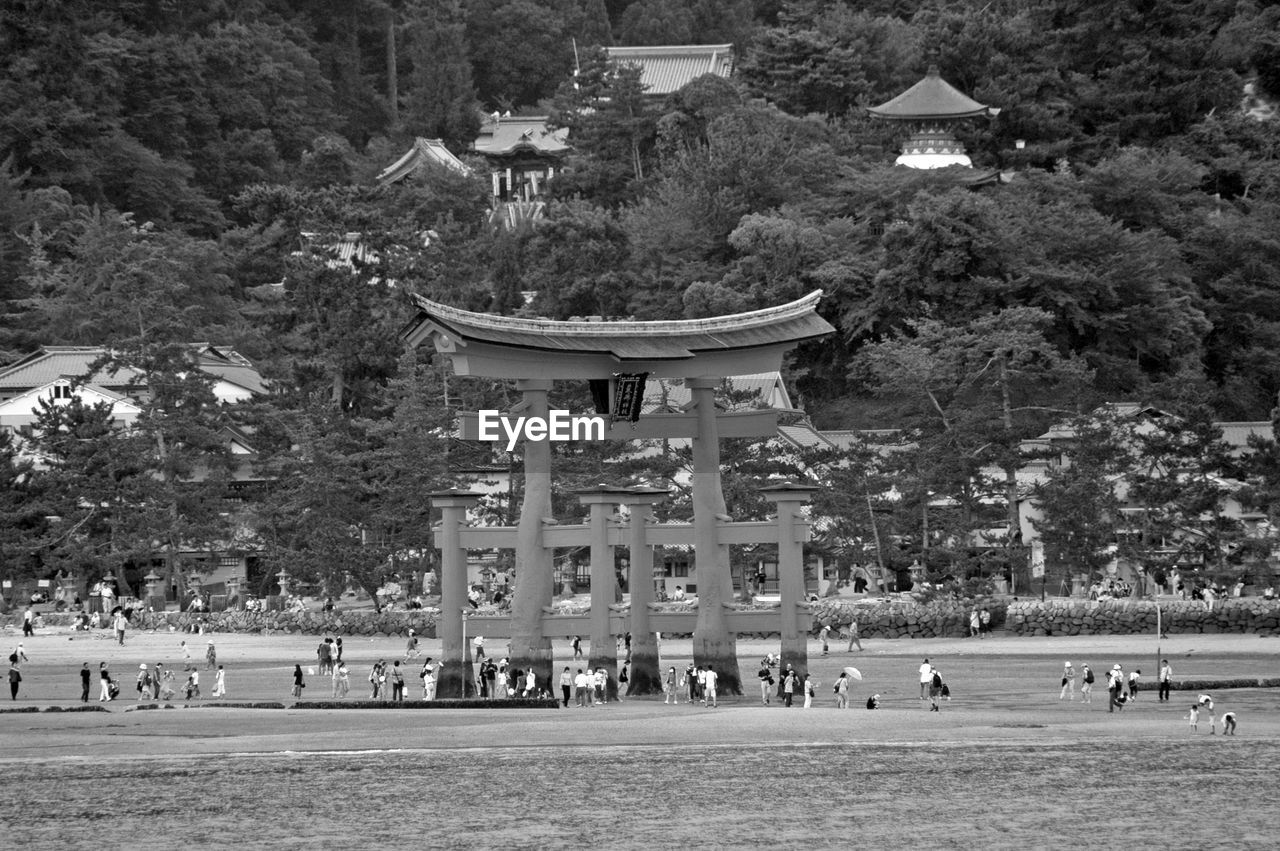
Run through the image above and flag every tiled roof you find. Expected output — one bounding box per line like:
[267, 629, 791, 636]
[0, 345, 266, 395]
[605, 44, 733, 95]
[406, 290, 834, 361]
[0, 348, 139, 390]
[1218, 422, 1272, 449]
[472, 116, 569, 158]
[377, 137, 471, 185]
[778, 423, 833, 450]
[868, 66, 996, 121]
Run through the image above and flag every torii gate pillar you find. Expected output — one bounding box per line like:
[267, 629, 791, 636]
[620, 487, 667, 695]
[431, 489, 483, 698]
[763, 482, 820, 681]
[509, 379, 556, 694]
[689, 377, 740, 693]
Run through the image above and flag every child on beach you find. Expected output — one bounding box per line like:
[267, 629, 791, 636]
[212, 665, 225, 698]
[1221, 711, 1237, 735]
[1188, 704, 1199, 732]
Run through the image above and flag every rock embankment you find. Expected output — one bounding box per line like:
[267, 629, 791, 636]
[1003, 598, 1280, 636]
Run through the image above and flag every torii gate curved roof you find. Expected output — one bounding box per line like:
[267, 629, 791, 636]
[402, 290, 834, 379]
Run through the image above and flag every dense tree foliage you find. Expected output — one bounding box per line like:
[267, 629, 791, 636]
[5, 0, 1280, 590]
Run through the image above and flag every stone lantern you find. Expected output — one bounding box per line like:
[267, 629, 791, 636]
[225, 575, 243, 611]
[144, 569, 163, 601]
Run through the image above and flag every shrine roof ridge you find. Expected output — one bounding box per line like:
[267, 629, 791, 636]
[406, 289, 831, 353]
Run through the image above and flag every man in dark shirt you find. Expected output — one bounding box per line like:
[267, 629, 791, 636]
[79, 663, 91, 702]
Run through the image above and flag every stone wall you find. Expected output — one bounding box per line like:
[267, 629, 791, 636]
[1004, 598, 1280, 636]
[2, 609, 440, 638]
[810, 598, 1008, 639]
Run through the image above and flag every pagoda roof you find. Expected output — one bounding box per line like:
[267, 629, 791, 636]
[402, 291, 834, 379]
[377, 138, 471, 186]
[605, 44, 733, 96]
[471, 116, 569, 160]
[867, 66, 997, 121]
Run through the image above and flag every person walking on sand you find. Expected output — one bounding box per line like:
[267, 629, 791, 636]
[1128, 669, 1142, 702]
[559, 667, 573, 707]
[757, 661, 773, 705]
[1108, 665, 1125, 713]
[919, 658, 932, 700]
[419, 658, 434, 701]
[15, 643, 28, 663]
[185, 669, 200, 700]
[292, 664, 305, 699]
[336, 661, 350, 698]
[969, 609, 980, 638]
[783, 668, 797, 707]
[136, 664, 151, 700]
[213, 665, 226, 698]
[405, 629, 420, 660]
[390, 660, 405, 701]
[819, 625, 830, 657]
[928, 666, 943, 712]
[1158, 659, 1173, 702]
[151, 663, 163, 699]
[206, 640, 217, 670]
[80, 663, 92, 703]
[845, 619, 863, 652]
[113, 609, 127, 645]
[802, 672, 815, 709]
[664, 667, 679, 705]
[99, 662, 114, 702]
[834, 672, 850, 709]
[1060, 662, 1076, 701]
[181, 640, 193, 671]
[23, 606, 35, 637]
[1081, 664, 1094, 704]
[8, 660, 21, 700]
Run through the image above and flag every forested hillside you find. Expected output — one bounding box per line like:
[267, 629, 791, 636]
[3, 0, 1280, 594]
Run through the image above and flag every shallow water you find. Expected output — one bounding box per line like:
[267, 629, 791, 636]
[2, 741, 1273, 848]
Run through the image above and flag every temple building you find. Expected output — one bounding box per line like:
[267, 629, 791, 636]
[867, 65, 999, 169]
[471, 114, 569, 204]
[604, 44, 734, 96]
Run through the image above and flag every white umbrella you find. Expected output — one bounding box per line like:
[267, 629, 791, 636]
[842, 666, 863, 682]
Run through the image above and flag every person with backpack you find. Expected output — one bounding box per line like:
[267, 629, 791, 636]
[802, 672, 816, 708]
[1081, 664, 1095, 704]
[389, 660, 405, 701]
[928, 667, 943, 712]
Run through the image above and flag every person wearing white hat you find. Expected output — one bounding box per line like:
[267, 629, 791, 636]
[1108, 664, 1125, 712]
[136, 664, 151, 700]
[1060, 662, 1076, 701]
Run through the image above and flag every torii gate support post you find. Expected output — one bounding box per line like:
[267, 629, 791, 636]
[622, 487, 667, 695]
[578, 486, 633, 701]
[431, 490, 482, 698]
[763, 482, 820, 682]
[688, 378, 741, 694]
[509, 379, 556, 694]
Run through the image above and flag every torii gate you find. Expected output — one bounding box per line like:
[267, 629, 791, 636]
[403, 291, 834, 698]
